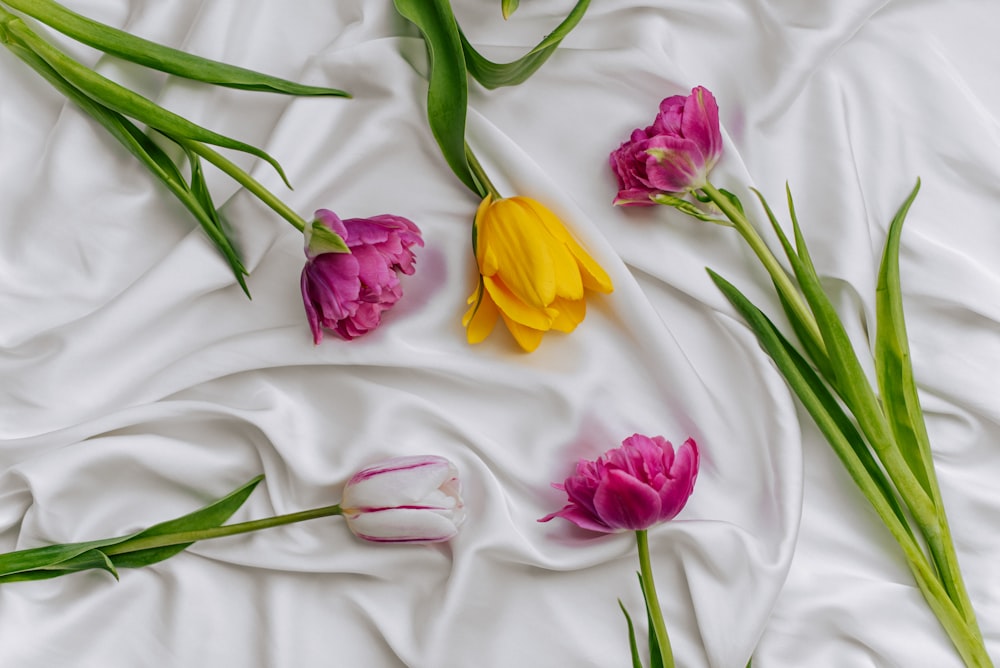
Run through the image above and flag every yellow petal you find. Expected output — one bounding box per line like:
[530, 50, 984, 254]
[501, 314, 546, 352]
[549, 296, 587, 333]
[463, 282, 500, 344]
[477, 198, 558, 308]
[529, 198, 614, 294]
[511, 198, 584, 301]
[484, 275, 555, 330]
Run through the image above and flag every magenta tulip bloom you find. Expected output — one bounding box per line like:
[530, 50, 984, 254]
[340, 455, 466, 543]
[301, 210, 423, 343]
[539, 434, 699, 533]
[609, 86, 722, 205]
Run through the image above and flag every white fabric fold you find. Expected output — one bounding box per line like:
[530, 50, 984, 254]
[2, 1, 999, 666]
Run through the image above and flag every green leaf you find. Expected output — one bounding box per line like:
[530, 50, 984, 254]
[638, 572, 665, 668]
[717, 188, 745, 216]
[0, 476, 263, 582]
[874, 180, 933, 498]
[651, 193, 726, 224]
[107, 476, 263, 568]
[747, 187, 833, 379]
[4, 15, 292, 188]
[619, 599, 646, 668]
[708, 269, 915, 542]
[2, 0, 349, 97]
[501, 0, 520, 20]
[461, 0, 590, 89]
[0, 538, 131, 583]
[393, 0, 484, 197]
[1, 32, 251, 295]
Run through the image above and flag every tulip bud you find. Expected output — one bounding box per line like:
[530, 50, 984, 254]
[341, 456, 465, 543]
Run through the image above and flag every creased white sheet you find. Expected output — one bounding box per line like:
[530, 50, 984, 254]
[1, 1, 999, 666]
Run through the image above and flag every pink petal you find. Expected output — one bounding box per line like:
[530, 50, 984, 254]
[593, 469, 661, 531]
[681, 86, 723, 170]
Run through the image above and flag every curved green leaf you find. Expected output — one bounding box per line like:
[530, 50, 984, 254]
[1, 31, 250, 295]
[461, 0, 590, 89]
[3, 0, 349, 97]
[5, 14, 292, 187]
[107, 476, 263, 568]
[502, 0, 520, 20]
[393, 0, 484, 197]
[708, 269, 915, 543]
[618, 598, 645, 668]
[874, 181, 932, 496]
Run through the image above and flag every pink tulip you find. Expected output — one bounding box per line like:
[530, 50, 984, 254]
[301, 210, 423, 343]
[340, 455, 465, 543]
[539, 434, 699, 533]
[609, 86, 722, 205]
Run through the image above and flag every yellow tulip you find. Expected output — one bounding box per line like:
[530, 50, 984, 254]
[463, 195, 613, 352]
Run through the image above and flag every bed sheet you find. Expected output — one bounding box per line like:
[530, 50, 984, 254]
[1, 1, 999, 666]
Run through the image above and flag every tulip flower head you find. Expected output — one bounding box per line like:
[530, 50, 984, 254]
[463, 195, 614, 352]
[540, 434, 699, 533]
[609, 86, 722, 205]
[301, 210, 423, 343]
[340, 455, 465, 543]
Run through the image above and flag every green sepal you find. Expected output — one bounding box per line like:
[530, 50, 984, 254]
[4, 14, 292, 188]
[651, 193, 727, 224]
[618, 598, 645, 668]
[2, 0, 349, 97]
[107, 475, 264, 568]
[501, 0, 520, 20]
[305, 219, 351, 256]
[461, 0, 590, 89]
[1, 22, 251, 296]
[392, 0, 484, 197]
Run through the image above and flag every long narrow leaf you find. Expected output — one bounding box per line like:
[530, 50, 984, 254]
[1, 33, 250, 294]
[873, 181, 978, 624]
[5, 14, 291, 187]
[874, 180, 934, 500]
[619, 599, 646, 668]
[3, 0, 349, 96]
[461, 0, 590, 89]
[638, 572, 665, 668]
[748, 187, 833, 380]
[744, 184, 937, 522]
[708, 269, 916, 543]
[108, 476, 263, 568]
[393, 0, 484, 197]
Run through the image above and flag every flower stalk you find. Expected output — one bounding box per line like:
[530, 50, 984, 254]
[636, 529, 674, 668]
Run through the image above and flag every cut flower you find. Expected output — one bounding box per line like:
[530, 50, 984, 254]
[540, 434, 699, 533]
[463, 195, 613, 352]
[609, 85, 722, 205]
[341, 455, 466, 543]
[301, 210, 423, 343]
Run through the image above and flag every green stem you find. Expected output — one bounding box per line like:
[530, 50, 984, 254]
[636, 529, 674, 668]
[464, 142, 502, 200]
[104, 504, 343, 556]
[700, 182, 825, 356]
[176, 136, 308, 231]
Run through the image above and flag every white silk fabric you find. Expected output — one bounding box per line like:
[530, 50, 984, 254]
[2, 1, 999, 666]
